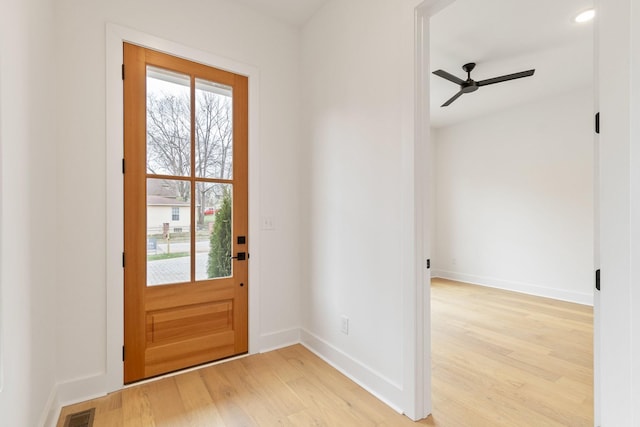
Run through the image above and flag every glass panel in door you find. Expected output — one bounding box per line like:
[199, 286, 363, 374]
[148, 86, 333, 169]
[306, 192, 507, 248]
[146, 178, 191, 286]
[195, 78, 233, 179]
[196, 182, 233, 280]
[146, 66, 191, 177]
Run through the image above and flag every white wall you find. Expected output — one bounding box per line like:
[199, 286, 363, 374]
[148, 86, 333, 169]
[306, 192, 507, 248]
[0, 0, 59, 425]
[432, 89, 594, 305]
[630, 1, 640, 422]
[300, 0, 424, 413]
[53, 0, 302, 403]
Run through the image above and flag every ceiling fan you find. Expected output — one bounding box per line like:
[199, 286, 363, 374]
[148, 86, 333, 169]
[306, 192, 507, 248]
[432, 62, 535, 107]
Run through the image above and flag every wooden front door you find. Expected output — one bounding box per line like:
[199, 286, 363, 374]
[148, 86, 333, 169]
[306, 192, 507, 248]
[123, 43, 248, 383]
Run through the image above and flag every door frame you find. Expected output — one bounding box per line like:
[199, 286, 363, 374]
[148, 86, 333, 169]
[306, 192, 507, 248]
[405, 0, 454, 419]
[597, 0, 640, 423]
[105, 23, 261, 392]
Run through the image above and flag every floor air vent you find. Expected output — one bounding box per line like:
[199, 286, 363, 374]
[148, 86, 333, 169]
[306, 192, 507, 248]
[63, 408, 95, 427]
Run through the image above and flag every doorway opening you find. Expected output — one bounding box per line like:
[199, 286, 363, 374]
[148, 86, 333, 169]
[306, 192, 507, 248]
[424, 0, 596, 424]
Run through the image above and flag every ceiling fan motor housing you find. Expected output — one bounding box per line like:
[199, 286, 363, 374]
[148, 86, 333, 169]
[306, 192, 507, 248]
[461, 81, 478, 93]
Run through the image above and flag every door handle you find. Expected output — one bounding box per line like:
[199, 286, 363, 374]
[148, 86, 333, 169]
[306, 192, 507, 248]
[231, 252, 247, 261]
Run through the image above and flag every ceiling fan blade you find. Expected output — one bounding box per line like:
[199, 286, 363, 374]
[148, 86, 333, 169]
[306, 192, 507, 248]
[433, 69, 465, 85]
[476, 69, 535, 87]
[441, 89, 465, 107]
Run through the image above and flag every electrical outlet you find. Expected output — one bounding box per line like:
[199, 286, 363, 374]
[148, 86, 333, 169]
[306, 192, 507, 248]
[340, 316, 349, 335]
[452, 258, 457, 266]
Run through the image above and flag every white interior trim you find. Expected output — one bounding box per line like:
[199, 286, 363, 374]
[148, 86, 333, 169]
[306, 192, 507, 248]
[405, 0, 453, 419]
[407, 2, 429, 420]
[432, 270, 594, 306]
[40, 384, 60, 427]
[259, 328, 301, 353]
[301, 329, 404, 413]
[105, 23, 261, 394]
[0, 61, 4, 396]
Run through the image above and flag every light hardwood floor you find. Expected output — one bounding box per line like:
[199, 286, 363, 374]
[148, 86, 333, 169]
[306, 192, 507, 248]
[58, 279, 593, 426]
[430, 278, 593, 426]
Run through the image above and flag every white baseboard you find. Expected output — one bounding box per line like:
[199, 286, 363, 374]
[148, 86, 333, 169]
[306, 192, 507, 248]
[55, 373, 107, 407]
[259, 328, 301, 353]
[40, 373, 108, 427]
[432, 270, 594, 306]
[39, 384, 60, 427]
[300, 329, 404, 413]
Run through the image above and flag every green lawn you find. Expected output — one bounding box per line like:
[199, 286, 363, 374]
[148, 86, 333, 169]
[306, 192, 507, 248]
[147, 252, 190, 261]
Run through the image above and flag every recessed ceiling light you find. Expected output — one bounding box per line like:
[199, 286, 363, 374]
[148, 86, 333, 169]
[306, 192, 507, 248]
[574, 8, 595, 23]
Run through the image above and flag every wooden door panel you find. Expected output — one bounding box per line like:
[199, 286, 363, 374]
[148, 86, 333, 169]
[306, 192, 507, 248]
[145, 331, 236, 378]
[145, 280, 234, 311]
[146, 301, 234, 344]
[123, 43, 248, 383]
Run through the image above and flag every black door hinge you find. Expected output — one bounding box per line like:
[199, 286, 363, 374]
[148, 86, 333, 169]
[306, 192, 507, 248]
[122, 158, 125, 174]
[595, 112, 600, 134]
[595, 269, 601, 291]
[122, 252, 125, 268]
[426, 259, 431, 269]
[122, 346, 125, 361]
[122, 64, 125, 80]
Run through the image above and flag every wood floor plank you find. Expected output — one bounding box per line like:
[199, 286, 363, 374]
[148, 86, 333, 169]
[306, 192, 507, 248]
[173, 371, 225, 426]
[58, 278, 593, 426]
[121, 383, 154, 426]
[143, 377, 191, 427]
[199, 363, 260, 426]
